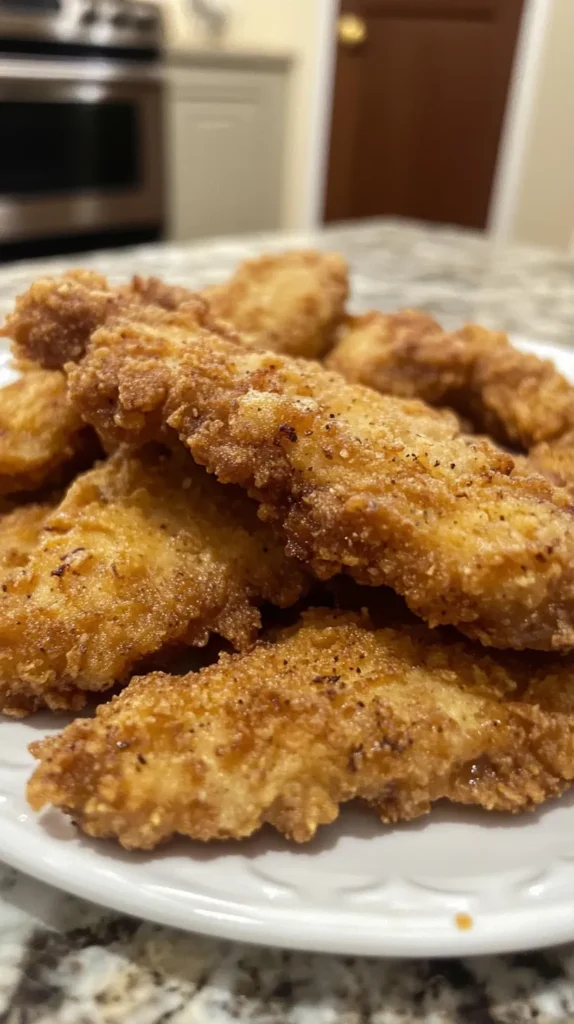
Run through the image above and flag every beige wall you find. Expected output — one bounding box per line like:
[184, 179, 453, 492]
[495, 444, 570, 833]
[162, 1, 574, 246]
[162, 0, 325, 230]
[510, 0, 574, 249]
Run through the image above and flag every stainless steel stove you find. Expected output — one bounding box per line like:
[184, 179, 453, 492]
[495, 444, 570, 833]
[0, 0, 165, 261]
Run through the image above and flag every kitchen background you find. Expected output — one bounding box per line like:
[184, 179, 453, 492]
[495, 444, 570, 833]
[1, 0, 572, 263]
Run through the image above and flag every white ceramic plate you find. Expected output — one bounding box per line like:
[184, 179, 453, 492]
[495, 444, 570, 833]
[2, 336, 574, 959]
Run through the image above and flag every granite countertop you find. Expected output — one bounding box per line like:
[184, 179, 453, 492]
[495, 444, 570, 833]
[2, 217, 574, 344]
[2, 218, 574, 1023]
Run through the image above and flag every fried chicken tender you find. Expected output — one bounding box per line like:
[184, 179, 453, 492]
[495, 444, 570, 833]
[327, 312, 574, 449]
[203, 250, 349, 358]
[0, 368, 98, 495]
[69, 301, 574, 651]
[127, 275, 195, 311]
[1, 270, 196, 371]
[27, 608, 574, 849]
[0, 446, 307, 717]
[0, 502, 53, 572]
[3, 270, 121, 370]
[328, 310, 444, 391]
[528, 433, 574, 498]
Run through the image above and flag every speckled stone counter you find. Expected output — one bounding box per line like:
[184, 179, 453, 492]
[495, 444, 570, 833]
[2, 218, 574, 1023]
[2, 217, 574, 345]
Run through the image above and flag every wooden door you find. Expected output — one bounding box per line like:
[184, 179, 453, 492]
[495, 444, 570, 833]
[325, 0, 524, 228]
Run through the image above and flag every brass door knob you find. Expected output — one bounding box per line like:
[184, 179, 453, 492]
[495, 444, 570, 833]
[338, 13, 367, 48]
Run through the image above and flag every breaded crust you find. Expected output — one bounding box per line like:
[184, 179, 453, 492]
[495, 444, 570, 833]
[0, 502, 54, 572]
[1, 270, 198, 370]
[28, 608, 574, 849]
[128, 276, 195, 310]
[3, 270, 121, 369]
[0, 369, 98, 495]
[68, 302, 574, 651]
[0, 446, 308, 717]
[203, 250, 349, 358]
[328, 313, 574, 449]
[2, 252, 346, 372]
[529, 433, 574, 497]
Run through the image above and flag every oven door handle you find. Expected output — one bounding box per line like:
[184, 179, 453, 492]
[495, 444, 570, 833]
[0, 56, 162, 87]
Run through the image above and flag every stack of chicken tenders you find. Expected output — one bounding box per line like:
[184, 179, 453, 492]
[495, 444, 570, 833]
[1, 250, 574, 850]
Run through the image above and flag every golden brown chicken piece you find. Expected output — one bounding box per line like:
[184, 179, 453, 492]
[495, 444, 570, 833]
[528, 433, 574, 498]
[327, 312, 574, 449]
[1, 270, 196, 371]
[0, 502, 53, 572]
[0, 368, 98, 495]
[3, 270, 122, 370]
[69, 301, 574, 651]
[327, 310, 444, 391]
[127, 275, 195, 311]
[28, 607, 574, 849]
[0, 446, 307, 717]
[203, 250, 349, 358]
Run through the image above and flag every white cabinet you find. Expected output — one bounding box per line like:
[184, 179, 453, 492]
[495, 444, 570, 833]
[166, 56, 289, 241]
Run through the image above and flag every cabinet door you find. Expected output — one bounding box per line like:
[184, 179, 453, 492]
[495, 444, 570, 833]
[168, 65, 287, 241]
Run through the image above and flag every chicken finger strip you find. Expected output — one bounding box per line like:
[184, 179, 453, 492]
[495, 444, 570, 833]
[68, 302, 574, 651]
[28, 608, 574, 849]
[0, 502, 54, 572]
[203, 249, 349, 358]
[1, 270, 197, 370]
[0, 445, 308, 717]
[327, 312, 574, 449]
[527, 432, 574, 499]
[0, 368, 99, 495]
[3, 251, 347, 371]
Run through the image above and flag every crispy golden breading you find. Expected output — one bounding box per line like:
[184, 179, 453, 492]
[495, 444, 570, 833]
[127, 275, 195, 310]
[68, 302, 574, 651]
[1, 270, 197, 371]
[0, 503, 53, 572]
[0, 446, 307, 717]
[0, 369, 99, 495]
[27, 607, 574, 849]
[328, 313, 574, 449]
[2, 251, 347, 370]
[327, 310, 444, 391]
[528, 433, 574, 497]
[203, 250, 349, 358]
[3, 270, 121, 370]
